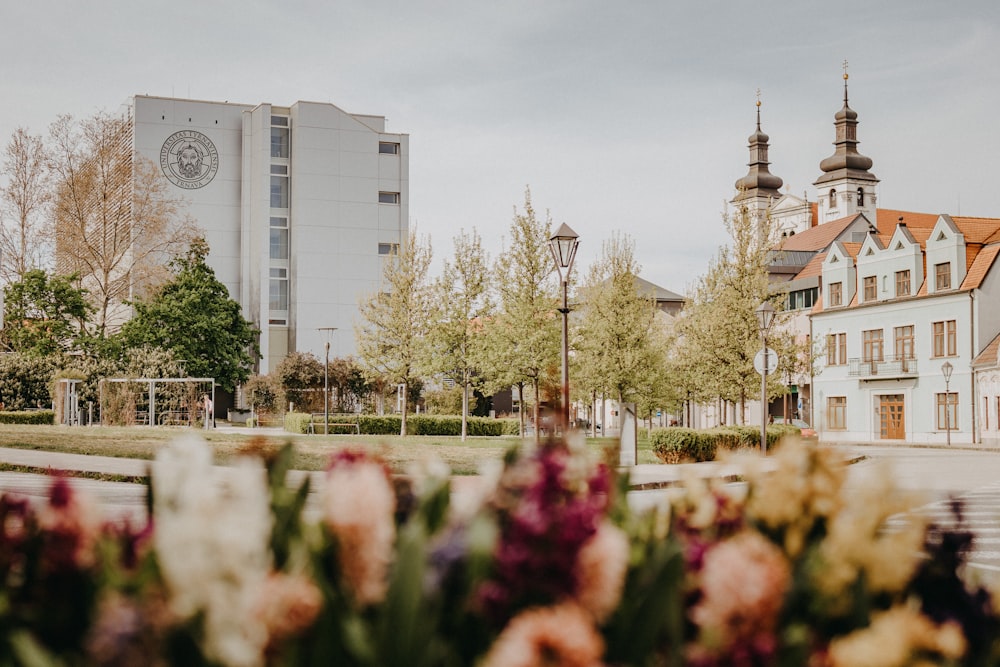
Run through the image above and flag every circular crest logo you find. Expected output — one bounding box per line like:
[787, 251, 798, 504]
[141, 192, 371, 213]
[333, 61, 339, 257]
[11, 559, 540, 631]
[159, 130, 219, 189]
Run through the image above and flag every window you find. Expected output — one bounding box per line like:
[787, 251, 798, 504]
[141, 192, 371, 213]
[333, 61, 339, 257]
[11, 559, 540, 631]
[271, 127, 289, 158]
[269, 267, 288, 311]
[894, 325, 914, 362]
[862, 329, 884, 362]
[935, 262, 951, 290]
[788, 287, 817, 310]
[378, 191, 400, 204]
[936, 392, 958, 430]
[270, 175, 288, 208]
[270, 115, 288, 127]
[829, 188, 837, 208]
[827, 396, 846, 430]
[932, 320, 957, 357]
[895, 270, 910, 297]
[985, 397, 990, 431]
[857, 187, 864, 206]
[828, 282, 843, 307]
[270, 164, 287, 175]
[378, 242, 399, 255]
[378, 142, 400, 155]
[826, 333, 847, 366]
[863, 275, 877, 302]
[270, 217, 288, 261]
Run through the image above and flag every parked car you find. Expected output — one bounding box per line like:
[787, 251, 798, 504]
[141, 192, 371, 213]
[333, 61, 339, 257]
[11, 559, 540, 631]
[772, 417, 817, 440]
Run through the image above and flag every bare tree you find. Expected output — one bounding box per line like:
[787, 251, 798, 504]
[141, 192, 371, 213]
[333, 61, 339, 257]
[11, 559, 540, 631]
[48, 112, 195, 336]
[0, 128, 51, 281]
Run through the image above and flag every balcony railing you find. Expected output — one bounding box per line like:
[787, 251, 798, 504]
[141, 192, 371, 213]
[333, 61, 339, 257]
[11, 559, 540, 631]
[848, 355, 919, 378]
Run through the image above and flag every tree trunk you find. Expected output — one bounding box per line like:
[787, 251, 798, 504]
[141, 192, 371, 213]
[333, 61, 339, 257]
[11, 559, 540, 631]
[461, 380, 468, 442]
[532, 378, 541, 445]
[517, 382, 526, 437]
[400, 386, 408, 436]
[591, 389, 597, 438]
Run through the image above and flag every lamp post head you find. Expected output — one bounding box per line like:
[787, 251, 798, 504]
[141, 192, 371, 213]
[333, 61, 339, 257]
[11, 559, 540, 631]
[548, 223, 580, 280]
[755, 301, 776, 335]
[941, 361, 954, 382]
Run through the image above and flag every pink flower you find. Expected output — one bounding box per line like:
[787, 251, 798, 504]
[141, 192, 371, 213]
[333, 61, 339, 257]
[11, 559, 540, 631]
[322, 454, 396, 607]
[690, 531, 790, 660]
[38, 476, 102, 569]
[482, 602, 605, 667]
[574, 521, 629, 624]
[256, 572, 323, 645]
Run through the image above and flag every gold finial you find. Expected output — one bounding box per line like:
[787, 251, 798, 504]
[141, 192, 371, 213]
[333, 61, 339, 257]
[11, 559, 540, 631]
[755, 87, 762, 107]
[842, 59, 849, 80]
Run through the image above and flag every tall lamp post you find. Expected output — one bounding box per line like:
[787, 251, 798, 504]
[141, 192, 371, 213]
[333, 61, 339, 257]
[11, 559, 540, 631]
[548, 223, 580, 433]
[756, 301, 776, 455]
[318, 327, 338, 435]
[942, 360, 954, 446]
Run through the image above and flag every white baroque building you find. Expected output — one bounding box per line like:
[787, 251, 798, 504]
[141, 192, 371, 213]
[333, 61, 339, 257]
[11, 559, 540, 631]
[729, 75, 1000, 444]
[129, 95, 409, 373]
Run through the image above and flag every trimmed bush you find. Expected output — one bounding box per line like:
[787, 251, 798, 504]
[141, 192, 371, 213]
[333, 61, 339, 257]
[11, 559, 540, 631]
[0, 410, 55, 425]
[312, 414, 521, 436]
[283, 411, 312, 434]
[651, 424, 802, 463]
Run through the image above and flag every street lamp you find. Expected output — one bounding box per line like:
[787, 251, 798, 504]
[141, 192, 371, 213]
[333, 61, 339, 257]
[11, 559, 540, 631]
[548, 223, 580, 433]
[942, 360, 954, 446]
[319, 327, 338, 435]
[756, 301, 777, 455]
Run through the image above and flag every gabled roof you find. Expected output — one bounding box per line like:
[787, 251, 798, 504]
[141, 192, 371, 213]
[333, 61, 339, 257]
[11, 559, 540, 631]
[635, 276, 684, 302]
[776, 213, 865, 252]
[795, 253, 826, 280]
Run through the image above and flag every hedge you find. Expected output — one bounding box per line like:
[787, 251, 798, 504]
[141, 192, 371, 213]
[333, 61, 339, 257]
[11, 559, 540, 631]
[651, 424, 800, 463]
[284, 413, 520, 437]
[0, 410, 55, 425]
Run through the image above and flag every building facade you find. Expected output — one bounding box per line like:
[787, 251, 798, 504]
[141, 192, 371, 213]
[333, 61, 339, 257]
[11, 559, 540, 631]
[728, 75, 1000, 444]
[129, 95, 409, 374]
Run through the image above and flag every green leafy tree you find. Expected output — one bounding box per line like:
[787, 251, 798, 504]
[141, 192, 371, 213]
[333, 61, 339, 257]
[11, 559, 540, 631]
[477, 188, 559, 440]
[1, 269, 92, 356]
[274, 351, 324, 413]
[115, 237, 260, 392]
[355, 229, 432, 435]
[426, 228, 490, 440]
[673, 206, 792, 423]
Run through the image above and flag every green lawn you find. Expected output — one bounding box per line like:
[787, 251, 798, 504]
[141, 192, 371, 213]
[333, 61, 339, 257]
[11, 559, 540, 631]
[0, 424, 660, 475]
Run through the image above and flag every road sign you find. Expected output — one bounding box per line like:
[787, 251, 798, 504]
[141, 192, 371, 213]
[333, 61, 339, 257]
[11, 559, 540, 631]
[754, 348, 778, 375]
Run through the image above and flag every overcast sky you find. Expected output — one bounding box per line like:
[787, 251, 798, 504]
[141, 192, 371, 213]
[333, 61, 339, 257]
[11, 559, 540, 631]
[2, 1, 999, 295]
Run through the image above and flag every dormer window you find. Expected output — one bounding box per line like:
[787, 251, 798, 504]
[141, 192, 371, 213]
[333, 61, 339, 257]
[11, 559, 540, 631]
[895, 270, 910, 297]
[863, 275, 877, 301]
[857, 187, 864, 206]
[935, 262, 952, 290]
[828, 281, 843, 307]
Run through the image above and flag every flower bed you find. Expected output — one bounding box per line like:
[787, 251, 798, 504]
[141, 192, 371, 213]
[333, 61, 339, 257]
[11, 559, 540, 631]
[0, 435, 997, 666]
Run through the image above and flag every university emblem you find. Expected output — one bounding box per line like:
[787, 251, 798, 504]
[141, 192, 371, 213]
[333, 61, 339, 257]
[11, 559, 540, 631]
[159, 130, 219, 189]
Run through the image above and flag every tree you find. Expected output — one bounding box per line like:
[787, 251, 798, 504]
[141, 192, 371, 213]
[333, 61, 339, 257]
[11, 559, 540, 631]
[355, 229, 432, 435]
[478, 188, 559, 440]
[426, 228, 489, 440]
[1, 269, 92, 356]
[273, 351, 324, 413]
[0, 353, 58, 411]
[673, 206, 792, 424]
[575, 234, 666, 430]
[115, 237, 259, 392]
[48, 112, 195, 336]
[0, 128, 51, 281]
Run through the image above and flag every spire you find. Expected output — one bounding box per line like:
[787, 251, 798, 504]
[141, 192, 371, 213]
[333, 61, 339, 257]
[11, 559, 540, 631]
[815, 63, 877, 185]
[734, 90, 783, 201]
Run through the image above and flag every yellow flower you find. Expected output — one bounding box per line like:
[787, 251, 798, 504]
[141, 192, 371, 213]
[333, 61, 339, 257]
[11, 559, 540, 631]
[482, 602, 604, 667]
[828, 603, 966, 667]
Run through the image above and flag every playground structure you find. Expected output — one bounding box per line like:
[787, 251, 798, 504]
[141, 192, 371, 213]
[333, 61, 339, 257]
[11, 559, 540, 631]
[98, 378, 215, 427]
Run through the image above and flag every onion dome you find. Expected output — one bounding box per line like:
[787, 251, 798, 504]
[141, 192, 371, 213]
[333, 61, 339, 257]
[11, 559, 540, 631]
[815, 71, 877, 184]
[733, 99, 783, 200]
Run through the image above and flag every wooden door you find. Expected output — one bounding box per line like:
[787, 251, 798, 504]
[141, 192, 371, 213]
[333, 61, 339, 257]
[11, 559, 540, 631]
[879, 394, 905, 439]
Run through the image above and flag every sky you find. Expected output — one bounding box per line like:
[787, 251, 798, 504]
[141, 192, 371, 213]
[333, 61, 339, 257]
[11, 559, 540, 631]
[2, 0, 1000, 296]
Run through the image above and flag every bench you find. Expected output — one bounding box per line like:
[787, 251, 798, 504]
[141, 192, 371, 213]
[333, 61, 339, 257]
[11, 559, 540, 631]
[307, 413, 360, 435]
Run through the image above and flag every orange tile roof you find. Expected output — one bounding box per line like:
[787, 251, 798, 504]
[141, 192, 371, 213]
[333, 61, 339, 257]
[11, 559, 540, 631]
[794, 253, 826, 280]
[876, 209, 939, 231]
[953, 217, 1000, 244]
[810, 202, 819, 227]
[960, 243, 1000, 290]
[777, 214, 860, 251]
[973, 331, 1000, 368]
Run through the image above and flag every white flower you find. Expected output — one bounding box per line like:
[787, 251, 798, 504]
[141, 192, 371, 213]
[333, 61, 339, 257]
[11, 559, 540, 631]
[152, 435, 273, 667]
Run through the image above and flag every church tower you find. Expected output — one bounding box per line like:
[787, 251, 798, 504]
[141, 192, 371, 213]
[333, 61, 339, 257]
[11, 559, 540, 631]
[813, 68, 879, 225]
[732, 96, 784, 221]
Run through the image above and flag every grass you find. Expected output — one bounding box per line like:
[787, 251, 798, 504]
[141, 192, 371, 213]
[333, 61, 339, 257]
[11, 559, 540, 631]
[0, 423, 661, 476]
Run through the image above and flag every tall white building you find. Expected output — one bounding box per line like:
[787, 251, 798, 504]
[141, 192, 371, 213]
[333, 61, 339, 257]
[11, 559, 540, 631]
[129, 95, 409, 373]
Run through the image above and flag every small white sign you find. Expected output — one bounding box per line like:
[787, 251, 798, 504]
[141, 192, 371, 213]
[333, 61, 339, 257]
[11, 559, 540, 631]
[754, 348, 779, 375]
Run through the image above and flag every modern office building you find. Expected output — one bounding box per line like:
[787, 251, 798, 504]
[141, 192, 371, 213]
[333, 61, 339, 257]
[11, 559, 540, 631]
[128, 95, 409, 374]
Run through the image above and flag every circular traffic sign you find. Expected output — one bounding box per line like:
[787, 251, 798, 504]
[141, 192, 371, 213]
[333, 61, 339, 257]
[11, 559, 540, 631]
[754, 348, 778, 375]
